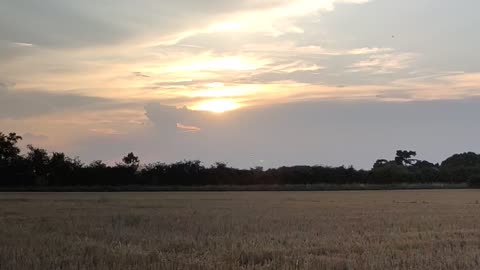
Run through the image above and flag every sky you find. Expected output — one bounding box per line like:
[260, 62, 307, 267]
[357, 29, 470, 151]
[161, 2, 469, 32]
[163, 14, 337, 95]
[1, 0, 479, 169]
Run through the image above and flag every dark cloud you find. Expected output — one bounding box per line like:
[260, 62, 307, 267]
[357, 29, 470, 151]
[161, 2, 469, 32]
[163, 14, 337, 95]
[0, 86, 112, 119]
[0, 1, 126, 48]
[144, 103, 213, 132]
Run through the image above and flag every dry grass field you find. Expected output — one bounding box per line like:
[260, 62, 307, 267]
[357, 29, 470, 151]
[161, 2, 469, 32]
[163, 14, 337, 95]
[1, 190, 480, 270]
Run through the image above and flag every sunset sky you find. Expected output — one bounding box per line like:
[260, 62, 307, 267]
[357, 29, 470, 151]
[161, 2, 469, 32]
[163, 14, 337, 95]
[1, 0, 479, 168]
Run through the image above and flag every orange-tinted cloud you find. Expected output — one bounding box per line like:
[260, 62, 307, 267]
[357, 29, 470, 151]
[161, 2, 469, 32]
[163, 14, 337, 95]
[176, 123, 201, 132]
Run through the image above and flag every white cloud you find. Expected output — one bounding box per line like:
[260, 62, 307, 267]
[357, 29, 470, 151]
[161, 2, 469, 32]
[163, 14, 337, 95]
[150, 0, 371, 45]
[177, 123, 201, 132]
[347, 47, 394, 55]
[11, 42, 35, 47]
[349, 53, 417, 74]
[89, 128, 123, 136]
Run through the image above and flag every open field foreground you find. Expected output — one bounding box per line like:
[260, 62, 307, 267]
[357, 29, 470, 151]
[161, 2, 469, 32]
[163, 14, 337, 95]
[1, 191, 480, 270]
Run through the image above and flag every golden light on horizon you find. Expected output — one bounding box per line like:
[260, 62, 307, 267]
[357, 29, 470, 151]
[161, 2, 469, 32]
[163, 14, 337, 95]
[192, 99, 241, 113]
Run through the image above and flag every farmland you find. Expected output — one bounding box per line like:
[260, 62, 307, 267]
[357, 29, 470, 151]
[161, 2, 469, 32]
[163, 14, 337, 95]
[1, 191, 480, 269]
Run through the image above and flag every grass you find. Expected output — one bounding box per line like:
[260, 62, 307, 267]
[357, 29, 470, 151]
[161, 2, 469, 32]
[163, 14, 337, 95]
[0, 182, 469, 192]
[1, 190, 480, 269]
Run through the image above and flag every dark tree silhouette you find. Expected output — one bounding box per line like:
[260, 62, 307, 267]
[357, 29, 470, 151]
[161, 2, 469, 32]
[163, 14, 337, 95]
[1, 130, 480, 188]
[121, 152, 140, 171]
[395, 150, 417, 166]
[373, 159, 389, 169]
[26, 145, 50, 185]
[0, 132, 22, 162]
[88, 160, 107, 169]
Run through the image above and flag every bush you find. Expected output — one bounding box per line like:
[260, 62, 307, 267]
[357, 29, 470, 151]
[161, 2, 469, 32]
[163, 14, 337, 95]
[468, 174, 480, 188]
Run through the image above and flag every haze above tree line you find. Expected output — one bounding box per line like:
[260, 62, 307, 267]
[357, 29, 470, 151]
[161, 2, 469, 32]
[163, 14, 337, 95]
[2, 132, 480, 188]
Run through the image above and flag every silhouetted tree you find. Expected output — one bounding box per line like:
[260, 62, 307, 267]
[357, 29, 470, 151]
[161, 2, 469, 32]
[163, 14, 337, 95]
[0, 132, 22, 162]
[48, 152, 83, 186]
[373, 159, 389, 169]
[4, 129, 480, 188]
[88, 160, 107, 169]
[0, 132, 26, 186]
[121, 152, 140, 171]
[442, 152, 480, 168]
[440, 152, 480, 183]
[26, 145, 50, 185]
[395, 150, 417, 166]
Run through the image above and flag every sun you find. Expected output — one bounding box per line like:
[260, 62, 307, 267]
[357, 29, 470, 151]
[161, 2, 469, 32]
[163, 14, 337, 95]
[192, 99, 240, 113]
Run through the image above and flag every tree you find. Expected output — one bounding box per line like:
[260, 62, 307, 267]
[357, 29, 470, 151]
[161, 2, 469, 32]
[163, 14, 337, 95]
[395, 150, 417, 166]
[440, 152, 480, 183]
[373, 159, 389, 169]
[4, 128, 480, 188]
[88, 160, 107, 169]
[0, 132, 25, 186]
[441, 152, 480, 168]
[213, 162, 228, 170]
[26, 145, 50, 185]
[48, 152, 83, 186]
[0, 132, 22, 162]
[122, 152, 140, 171]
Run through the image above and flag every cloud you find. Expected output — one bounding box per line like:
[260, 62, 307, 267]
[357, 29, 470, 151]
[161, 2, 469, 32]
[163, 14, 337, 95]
[6, 0, 360, 48]
[150, 0, 371, 45]
[89, 128, 123, 136]
[388, 72, 480, 101]
[0, 40, 38, 63]
[0, 1, 127, 48]
[0, 1, 420, 111]
[265, 61, 324, 74]
[0, 85, 112, 119]
[22, 133, 49, 142]
[349, 53, 416, 74]
[238, 42, 393, 57]
[132, 72, 150, 78]
[443, 72, 480, 90]
[1, 0, 480, 170]
[11, 42, 35, 48]
[347, 47, 394, 55]
[375, 90, 414, 102]
[144, 103, 213, 131]
[72, 99, 480, 169]
[177, 123, 201, 132]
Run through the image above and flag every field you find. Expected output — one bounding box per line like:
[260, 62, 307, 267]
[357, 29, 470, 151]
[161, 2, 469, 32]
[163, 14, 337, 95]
[1, 191, 480, 270]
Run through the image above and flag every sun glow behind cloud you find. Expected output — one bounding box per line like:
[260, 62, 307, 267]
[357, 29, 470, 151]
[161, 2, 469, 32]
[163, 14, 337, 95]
[191, 99, 241, 113]
[2, 0, 480, 169]
[0, 0, 383, 110]
[2, 0, 478, 122]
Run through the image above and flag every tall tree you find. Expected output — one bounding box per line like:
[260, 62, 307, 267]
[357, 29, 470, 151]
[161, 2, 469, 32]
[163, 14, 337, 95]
[122, 152, 140, 171]
[395, 150, 417, 166]
[373, 159, 389, 169]
[26, 145, 50, 185]
[0, 132, 22, 162]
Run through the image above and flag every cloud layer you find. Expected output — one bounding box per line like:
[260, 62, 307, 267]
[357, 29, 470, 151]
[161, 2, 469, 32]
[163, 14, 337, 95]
[1, 0, 479, 167]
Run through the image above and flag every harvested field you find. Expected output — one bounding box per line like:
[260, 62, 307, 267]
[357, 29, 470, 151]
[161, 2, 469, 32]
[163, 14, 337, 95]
[1, 190, 480, 269]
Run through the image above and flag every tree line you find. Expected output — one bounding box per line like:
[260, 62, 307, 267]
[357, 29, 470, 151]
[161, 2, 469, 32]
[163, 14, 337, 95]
[2, 132, 480, 188]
